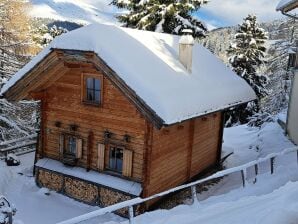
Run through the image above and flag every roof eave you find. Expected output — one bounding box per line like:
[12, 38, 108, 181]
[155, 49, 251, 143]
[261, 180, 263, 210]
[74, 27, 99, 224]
[277, 0, 298, 13]
[163, 99, 256, 127]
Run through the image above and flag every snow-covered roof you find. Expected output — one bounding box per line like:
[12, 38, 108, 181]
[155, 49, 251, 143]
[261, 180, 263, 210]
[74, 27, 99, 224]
[36, 158, 142, 196]
[276, 0, 298, 11]
[1, 23, 256, 125]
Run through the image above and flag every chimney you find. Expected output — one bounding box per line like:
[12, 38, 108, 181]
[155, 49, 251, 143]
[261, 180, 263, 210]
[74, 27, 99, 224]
[179, 29, 194, 73]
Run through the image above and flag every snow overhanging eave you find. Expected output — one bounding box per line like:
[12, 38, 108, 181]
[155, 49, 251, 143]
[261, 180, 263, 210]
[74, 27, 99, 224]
[0, 49, 53, 98]
[276, 0, 298, 12]
[163, 99, 256, 126]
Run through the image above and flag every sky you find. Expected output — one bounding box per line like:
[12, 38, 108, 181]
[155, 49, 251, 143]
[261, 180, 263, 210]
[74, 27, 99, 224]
[195, 0, 286, 29]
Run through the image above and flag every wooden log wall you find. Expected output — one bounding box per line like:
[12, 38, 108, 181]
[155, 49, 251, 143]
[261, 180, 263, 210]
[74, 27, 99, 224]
[144, 112, 222, 196]
[41, 63, 147, 182]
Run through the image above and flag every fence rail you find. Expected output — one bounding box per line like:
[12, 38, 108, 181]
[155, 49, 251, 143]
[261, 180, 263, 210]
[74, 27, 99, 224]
[0, 134, 37, 146]
[57, 146, 298, 224]
[0, 134, 37, 158]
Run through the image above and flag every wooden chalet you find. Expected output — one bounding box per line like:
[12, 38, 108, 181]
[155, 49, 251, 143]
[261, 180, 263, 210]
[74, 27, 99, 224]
[0, 24, 256, 211]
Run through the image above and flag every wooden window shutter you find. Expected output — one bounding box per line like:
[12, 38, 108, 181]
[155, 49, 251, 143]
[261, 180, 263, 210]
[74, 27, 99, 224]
[76, 138, 83, 159]
[59, 134, 64, 155]
[123, 150, 133, 177]
[97, 143, 105, 171]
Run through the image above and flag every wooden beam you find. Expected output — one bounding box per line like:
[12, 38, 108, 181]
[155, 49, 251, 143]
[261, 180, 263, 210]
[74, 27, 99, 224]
[37, 65, 69, 91]
[21, 62, 65, 100]
[40, 91, 48, 159]
[142, 121, 153, 198]
[87, 131, 94, 172]
[186, 119, 195, 179]
[216, 112, 225, 165]
[4, 51, 58, 100]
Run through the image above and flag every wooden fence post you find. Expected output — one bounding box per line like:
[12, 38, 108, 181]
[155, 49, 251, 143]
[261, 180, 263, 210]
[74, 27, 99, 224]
[128, 206, 134, 224]
[254, 164, 258, 184]
[241, 169, 247, 187]
[270, 157, 275, 174]
[191, 186, 199, 206]
[7, 211, 13, 224]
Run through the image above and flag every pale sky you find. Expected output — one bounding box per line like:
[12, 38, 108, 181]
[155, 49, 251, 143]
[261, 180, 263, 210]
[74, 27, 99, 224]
[196, 0, 286, 28]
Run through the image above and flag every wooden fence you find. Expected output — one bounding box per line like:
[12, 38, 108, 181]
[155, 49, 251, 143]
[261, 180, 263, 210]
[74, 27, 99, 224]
[57, 146, 298, 224]
[0, 134, 37, 158]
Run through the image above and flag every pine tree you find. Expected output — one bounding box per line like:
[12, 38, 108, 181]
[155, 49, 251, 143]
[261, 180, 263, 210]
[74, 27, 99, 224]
[226, 15, 269, 126]
[111, 0, 208, 37]
[33, 24, 67, 48]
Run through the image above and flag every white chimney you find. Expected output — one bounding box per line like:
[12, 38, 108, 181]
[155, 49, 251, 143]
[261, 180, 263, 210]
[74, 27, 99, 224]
[179, 29, 194, 73]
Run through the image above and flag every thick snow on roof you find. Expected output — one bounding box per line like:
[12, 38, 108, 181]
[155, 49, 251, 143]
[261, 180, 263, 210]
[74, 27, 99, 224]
[1, 24, 256, 125]
[276, 0, 297, 10]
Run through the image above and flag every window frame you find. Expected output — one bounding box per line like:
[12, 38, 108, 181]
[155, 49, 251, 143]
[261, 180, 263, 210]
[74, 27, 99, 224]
[107, 144, 124, 174]
[81, 73, 103, 106]
[64, 134, 78, 156]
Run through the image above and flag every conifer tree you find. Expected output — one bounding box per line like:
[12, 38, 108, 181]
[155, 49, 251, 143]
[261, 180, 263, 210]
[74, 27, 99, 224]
[33, 24, 67, 48]
[226, 15, 269, 126]
[111, 0, 208, 37]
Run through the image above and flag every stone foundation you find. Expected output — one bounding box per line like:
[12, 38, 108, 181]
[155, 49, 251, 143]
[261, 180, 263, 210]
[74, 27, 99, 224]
[36, 168, 135, 217]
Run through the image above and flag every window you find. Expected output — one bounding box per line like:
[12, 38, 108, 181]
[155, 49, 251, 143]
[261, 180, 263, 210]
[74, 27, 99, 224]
[82, 74, 102, 105]
[66, 135, 77, 154]
[109, 146, 123, 173]
[59, 134, 83, 160]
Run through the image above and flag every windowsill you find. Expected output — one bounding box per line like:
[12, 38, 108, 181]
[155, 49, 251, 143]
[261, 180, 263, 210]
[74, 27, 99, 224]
[62, 153, 77, 166]
[104, 169, 123, 178]
[64, 152, 76, 157]
[82, 100, 101, 107]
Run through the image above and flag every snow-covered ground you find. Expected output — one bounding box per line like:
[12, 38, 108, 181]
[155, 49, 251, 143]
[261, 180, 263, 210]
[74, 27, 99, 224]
[120, 120, 298, 224]
[0, 153, 124, 224]
[1, 118, 298, 224]
[29, 0, 121, 25]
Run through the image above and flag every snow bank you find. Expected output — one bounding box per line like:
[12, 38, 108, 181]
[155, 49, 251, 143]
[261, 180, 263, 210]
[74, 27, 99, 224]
[36, 158, 142, 196]
[133, 181, 298, 224]
[223, 121, 294, 167]
[1, 23, 256, 125]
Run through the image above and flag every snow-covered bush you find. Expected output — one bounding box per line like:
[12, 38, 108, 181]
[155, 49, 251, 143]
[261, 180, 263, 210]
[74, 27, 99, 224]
[0, 196, 16, 224]
[33, 24, 68, 47]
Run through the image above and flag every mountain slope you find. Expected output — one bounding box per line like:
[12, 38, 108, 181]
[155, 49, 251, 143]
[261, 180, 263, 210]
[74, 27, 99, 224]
[29, 0, 121, 25]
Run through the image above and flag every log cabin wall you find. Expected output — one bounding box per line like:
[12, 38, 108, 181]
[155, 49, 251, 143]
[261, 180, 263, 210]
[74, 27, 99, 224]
[190, 112, 222, 178]
[144, 112, 222, 196]
[38, 63, 147, 182]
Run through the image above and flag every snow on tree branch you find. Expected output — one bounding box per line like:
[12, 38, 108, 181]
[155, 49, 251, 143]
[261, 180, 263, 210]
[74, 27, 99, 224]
[111, 0, 208, 37]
